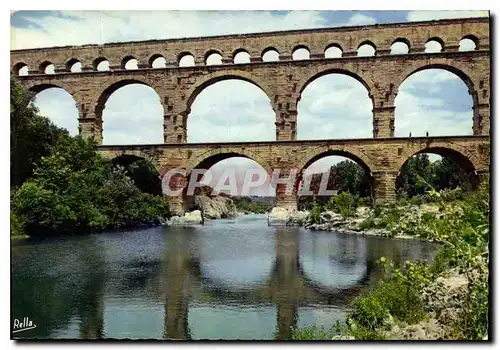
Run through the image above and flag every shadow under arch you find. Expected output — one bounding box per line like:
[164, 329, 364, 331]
[296, 146, 376, 176]
[184, 71, 275, 114]
[396, 144, 481, 190]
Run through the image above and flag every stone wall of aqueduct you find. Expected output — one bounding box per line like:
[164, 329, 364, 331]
[11, 17, 491, 213]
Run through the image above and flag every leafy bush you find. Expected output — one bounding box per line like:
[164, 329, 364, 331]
[327, 192, 358, 218]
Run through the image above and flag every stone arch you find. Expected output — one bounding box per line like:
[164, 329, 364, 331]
[94, 76, 162, 110]
[66, 57, 83, 72]
[394, 142, 483, 174]
[12, 62, 29, 75]
[184, 70, 275, 113]
[103, 150, 161, 171]
[395, 63, 479, 125]
[203, 49, 223, 65]
[295, 145, 377, 175]
[184, 148, 273, 176]
[149, 53, 166, 68]
[295, 67, 374, 108]
[25, 81, 79, 103]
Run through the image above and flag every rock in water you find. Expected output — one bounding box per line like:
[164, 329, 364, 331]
[268, 207, 309, 226]
[165, 210, 203, 226]
[195, 195, 237, 219]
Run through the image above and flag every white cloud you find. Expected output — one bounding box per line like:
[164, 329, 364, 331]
[407, 10, 489, 22]
[345, 13, 377, 26]
[394, 70, 473, 137]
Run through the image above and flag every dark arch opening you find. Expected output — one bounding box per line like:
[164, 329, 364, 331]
[111, 155, 162, 195]
[122, 56, 138, 70]
[395, 66, 475, 137]
[66, 58, 82, 72]
[396, 148, 479, 199]
[93, 57, 110, 71]
[459, 35, 478, 51]
[149, 54, 167, 68]
[39, 61, 55, 74]
[98, 80, 163, 145]
[297, 71, 373, 140]
[297, 151, 373, 210]
[13, 62, 29, 76]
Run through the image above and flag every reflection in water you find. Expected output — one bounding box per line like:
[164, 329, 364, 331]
[12, 215, 439, 340]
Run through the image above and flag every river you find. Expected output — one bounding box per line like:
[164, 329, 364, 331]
[11, 214, 439, 340]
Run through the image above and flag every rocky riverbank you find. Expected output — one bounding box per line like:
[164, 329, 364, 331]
[166, 195, 238, 226]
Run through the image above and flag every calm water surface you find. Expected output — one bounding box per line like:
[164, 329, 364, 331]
[12, 214, 439, 340]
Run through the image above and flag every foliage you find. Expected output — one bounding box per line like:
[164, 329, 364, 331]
[232, 196, 273, 213]
[327, 192, 359, 218]
[10, 77, 69, 187]
[299, 160, 371, 209]
[10, 77, 170, 237]
[396, 153, 466, 198]
[290, 325, 338, 340]
[294, 182, 490, 340]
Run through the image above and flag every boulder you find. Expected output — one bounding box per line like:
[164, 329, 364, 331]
[195, 195, 237, 219]
[268, 207, 309, 226]
[165, 210, 203, 226]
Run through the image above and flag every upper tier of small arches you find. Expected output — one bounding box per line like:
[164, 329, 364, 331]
[11, 29, 486, 77]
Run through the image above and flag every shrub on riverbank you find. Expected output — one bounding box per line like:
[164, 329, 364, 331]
[10, 78, 170, 237]
[292, 183, 490, 340]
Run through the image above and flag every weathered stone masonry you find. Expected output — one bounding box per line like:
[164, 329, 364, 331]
[11, 17, 491, 214]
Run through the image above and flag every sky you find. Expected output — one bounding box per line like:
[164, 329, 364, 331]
[10, 10, 488, 196]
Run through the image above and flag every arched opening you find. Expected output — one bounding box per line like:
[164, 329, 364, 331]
[40, 61, 55, 74]
[425, 38, 444, 53]
[150, 55, 167, 68]
[262, 48, 280, 62]
[297, 153, 373, 210]
[122, 56, 138, 70]
[357, 42, 376, 57]
[179, 53, 195, 67]
[297, 72, 373, 140]
[100, 82, 163, 145]
[13, 62, 29, 76]
[459, 36, 478, 51]
[396, 148, 478, 199]
[193, 155, 275, 289]
[205, 52, 222, 66]
[94, 57, 110, 71]
[390, 39, 410, 54]
[394, 67, 474, 137]
[324, 44, 343, 58]
[187, 79, 275, 143]
[111, 155, 162, 195]
[292, 46, 310, 60]
[233, 50, 251, 64]
[67, 59, 82, 72]
[29, 86, 79, 136]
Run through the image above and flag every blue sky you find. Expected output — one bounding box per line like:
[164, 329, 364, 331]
[10, 10, 488, 193]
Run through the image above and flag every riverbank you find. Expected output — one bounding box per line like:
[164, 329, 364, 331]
[291, 186, 490, 340]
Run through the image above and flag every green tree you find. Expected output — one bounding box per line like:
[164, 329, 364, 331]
[10, 77, 69, 187]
